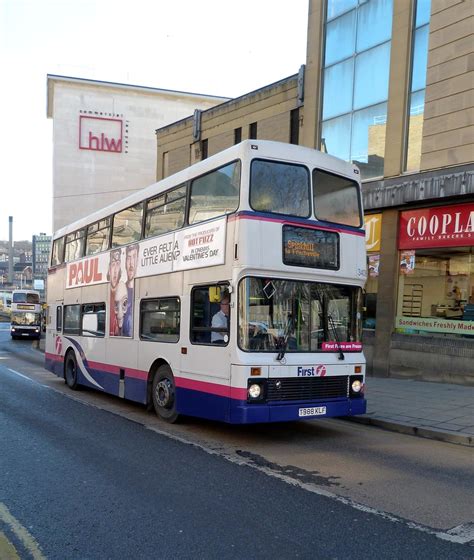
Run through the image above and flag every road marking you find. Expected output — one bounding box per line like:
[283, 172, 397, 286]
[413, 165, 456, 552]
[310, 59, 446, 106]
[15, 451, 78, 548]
[0, 503, 46, 560]
[6, 368, 34, 382]
[0, 531, 21, 560]
[144, 423, 474, 545]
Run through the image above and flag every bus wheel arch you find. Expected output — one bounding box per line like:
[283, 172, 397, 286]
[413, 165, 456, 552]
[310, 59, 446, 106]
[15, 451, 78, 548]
[64, 348, 80, 390]
[148, 360, 179, 423]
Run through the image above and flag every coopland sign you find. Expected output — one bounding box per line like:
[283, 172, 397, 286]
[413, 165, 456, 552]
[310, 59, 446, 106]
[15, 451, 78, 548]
[399, 203, 474, 249]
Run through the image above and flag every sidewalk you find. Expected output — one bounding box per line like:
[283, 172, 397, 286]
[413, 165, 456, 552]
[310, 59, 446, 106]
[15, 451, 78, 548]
[350, 376, 474, 447]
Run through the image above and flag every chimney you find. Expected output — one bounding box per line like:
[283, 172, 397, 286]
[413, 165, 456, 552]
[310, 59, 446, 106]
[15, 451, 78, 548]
[8, 216, 14, 285]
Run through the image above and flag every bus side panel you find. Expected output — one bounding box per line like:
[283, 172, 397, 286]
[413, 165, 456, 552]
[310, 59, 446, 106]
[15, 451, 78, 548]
[175, 386, 231, 422]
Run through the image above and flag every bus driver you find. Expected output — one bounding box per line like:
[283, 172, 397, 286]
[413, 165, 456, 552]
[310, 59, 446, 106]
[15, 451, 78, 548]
[211, 293, 230, 344]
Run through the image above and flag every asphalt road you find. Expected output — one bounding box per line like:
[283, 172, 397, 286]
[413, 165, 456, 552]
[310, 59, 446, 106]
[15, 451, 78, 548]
[0, 323, 473, 559]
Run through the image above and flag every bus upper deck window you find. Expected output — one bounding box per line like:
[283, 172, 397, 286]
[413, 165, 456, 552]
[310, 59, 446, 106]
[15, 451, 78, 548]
[250, 160, 310, 218]
[313, 169, 361, 227]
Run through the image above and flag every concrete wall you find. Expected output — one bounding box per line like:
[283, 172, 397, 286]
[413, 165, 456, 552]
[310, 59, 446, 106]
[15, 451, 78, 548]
[48, 76, 226, 232]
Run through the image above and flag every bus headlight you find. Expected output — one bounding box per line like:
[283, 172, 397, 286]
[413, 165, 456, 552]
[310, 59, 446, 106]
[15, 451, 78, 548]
[351, 380, 362, 393]
[247, 380, 266, 402]
[248, 384, 261, 399]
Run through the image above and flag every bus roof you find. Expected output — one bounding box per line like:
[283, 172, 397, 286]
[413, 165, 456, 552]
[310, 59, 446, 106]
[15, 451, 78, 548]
[53, 140, 360, 240]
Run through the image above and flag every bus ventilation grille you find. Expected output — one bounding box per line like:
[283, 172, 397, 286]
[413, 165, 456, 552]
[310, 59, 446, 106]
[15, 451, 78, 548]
[266, 376, 349, 402]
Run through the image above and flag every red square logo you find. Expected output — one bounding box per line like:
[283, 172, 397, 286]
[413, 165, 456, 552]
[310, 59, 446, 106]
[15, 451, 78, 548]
[79, 116, 123, 153]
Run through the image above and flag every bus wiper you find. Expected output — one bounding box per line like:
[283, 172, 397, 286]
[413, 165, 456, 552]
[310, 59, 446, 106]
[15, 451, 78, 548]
[316, 287, 344, 361]
[276, 313, 293, 362]
[328, 313, 345, 361]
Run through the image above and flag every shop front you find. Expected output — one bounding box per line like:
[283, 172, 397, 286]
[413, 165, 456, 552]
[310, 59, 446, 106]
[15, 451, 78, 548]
[395, 203, 474, 338]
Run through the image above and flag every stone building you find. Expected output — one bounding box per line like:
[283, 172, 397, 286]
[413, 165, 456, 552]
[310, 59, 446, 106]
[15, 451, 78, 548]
[155, 0, 474, 385]
[47, 75, 228, 232]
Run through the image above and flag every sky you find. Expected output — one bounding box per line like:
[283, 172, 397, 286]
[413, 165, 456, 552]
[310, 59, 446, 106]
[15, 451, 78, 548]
[0, 0, 308, 241]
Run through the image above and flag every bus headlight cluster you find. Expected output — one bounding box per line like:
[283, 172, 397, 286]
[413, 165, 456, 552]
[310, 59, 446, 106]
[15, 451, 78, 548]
[248, 384, 261, 399]
[351, 380, 362, 393]
[247, 380, 266, 402]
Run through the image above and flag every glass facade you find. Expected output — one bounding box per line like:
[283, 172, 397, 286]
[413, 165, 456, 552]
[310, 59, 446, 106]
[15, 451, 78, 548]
[321, 0, 393, 180]
[405, 0, 431, 172]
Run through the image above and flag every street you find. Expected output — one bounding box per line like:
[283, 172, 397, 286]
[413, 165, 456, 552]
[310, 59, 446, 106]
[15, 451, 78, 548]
[0, 323, 472, 559]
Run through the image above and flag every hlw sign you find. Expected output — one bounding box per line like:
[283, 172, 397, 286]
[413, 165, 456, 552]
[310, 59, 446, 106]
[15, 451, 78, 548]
[79, 116, 123, 153]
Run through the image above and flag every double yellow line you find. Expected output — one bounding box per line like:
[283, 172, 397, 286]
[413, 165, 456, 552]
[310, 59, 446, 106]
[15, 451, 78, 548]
[0, 503, 46, 560]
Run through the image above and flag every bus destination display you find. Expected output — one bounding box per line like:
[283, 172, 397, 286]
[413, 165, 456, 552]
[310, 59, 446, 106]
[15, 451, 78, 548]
[283, 225, 339, 269]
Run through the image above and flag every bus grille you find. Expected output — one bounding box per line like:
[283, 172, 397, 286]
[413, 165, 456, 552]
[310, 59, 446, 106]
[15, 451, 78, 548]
[266, 376, 349, 402]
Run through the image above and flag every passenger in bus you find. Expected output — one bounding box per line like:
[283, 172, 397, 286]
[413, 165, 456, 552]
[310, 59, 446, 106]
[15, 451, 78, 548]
[107, 248, 122, 336]
[211, 293, 230, 344]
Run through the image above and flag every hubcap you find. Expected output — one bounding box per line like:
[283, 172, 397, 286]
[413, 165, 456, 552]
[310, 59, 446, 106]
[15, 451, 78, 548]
[155, 379, 174, 409]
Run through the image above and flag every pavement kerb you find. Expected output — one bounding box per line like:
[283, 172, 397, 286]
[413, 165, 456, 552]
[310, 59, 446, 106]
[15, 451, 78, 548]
[345, 415, 474, 447]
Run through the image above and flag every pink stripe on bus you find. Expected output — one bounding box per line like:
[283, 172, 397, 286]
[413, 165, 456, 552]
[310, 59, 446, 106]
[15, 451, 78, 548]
[175, 376, 247, 401]
[230, 212, 365, 237]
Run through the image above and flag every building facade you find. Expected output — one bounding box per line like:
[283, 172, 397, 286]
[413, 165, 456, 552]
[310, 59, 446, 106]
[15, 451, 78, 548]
[47, 75, 228, 233]
[32, 233, 51, 297]
[155, 0, 474, 385]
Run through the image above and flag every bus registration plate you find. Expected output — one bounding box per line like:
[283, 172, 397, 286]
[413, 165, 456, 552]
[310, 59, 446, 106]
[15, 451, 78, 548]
[298, 406, 326, 417]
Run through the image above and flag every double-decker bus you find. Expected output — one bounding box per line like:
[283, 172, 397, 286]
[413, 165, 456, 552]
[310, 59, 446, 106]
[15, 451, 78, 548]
[45, 140, 367, 424]
[11, 289, 42, 339]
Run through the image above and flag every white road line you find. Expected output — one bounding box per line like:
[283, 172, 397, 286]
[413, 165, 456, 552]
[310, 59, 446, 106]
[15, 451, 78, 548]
[6, 368, 35, 382]
[0, 503, 46, 560]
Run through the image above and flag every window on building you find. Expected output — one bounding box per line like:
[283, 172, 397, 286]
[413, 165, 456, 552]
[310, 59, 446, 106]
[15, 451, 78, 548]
[234, 127, 242, 144]
[201, 139, 208, 160]
[188, 161, 240, 225]
[250, 160, 310, 217]
[249, 122, 258, 140]
[86, 218, 111, 256]
[64, 230, 86, 262]
[145, 185, 187, 238]
[321, 0, 393, 180]
[191, 284, 230, 345]
[140, 298, 180, 342]
[290, 108, 300, 145]
[396, 248, 474, 338]
[112, 203, 143, 247]
[405, 0, 431, 172]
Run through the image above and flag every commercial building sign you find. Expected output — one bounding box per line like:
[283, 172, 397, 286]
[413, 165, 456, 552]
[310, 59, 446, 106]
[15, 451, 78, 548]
[79, 115, 123, 153]
[364, 213, 382, 252]
[399, 203, 474, 249]
[395, 316, 474, 335]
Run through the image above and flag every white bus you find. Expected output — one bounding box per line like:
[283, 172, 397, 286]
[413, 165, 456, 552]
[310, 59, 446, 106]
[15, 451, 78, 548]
[11, 289, 42, 339]
[46, 140, 367, 424]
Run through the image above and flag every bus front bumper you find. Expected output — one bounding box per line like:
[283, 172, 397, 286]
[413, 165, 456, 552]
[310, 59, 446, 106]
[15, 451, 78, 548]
[230, 397, 367, 424]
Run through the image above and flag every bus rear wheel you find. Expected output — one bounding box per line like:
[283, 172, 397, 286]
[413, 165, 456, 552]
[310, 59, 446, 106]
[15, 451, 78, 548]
[152, 365, 179, 423]
[65, 351, 80, 390]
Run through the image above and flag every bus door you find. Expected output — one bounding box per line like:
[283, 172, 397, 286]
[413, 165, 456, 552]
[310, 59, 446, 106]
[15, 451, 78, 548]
[180, 284, 232, 413]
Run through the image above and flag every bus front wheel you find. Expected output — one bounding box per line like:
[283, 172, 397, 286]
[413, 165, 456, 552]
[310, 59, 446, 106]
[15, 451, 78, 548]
[152, 365, 179, 423]
[65, 351, 80, 391]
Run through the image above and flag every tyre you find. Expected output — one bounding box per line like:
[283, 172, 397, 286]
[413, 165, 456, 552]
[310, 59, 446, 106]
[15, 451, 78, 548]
[152, 364, 179, 423]
[64, 350, 80, 390]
